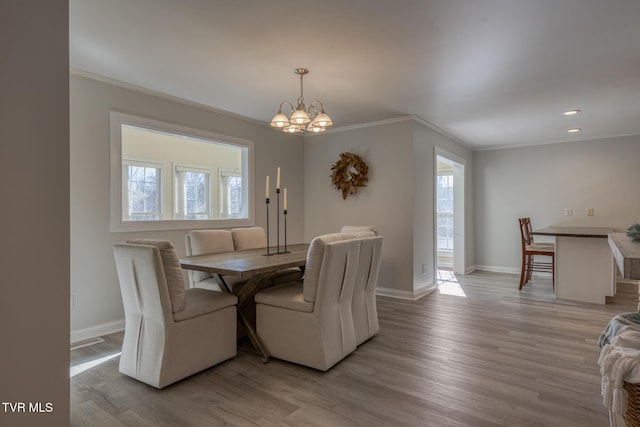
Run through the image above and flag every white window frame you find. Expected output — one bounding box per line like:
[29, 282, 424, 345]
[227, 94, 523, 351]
[110, 111, 254, 232]
[174, 164, 212, 220]
[219, 169, 243, 219]
[122, 158, 163, 221]
[436, 172, 454, 253]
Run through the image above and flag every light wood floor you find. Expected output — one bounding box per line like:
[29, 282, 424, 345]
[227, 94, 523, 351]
[71, 271, 637, 426]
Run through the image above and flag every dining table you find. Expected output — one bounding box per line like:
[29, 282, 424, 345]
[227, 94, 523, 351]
[179, 243, 309, 362]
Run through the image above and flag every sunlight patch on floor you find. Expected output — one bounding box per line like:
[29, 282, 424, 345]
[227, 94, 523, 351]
[70, 352, 120, 378]
[437, 268, 467, 297]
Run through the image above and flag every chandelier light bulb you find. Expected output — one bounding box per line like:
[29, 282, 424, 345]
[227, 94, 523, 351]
[270, 111, 290, 128]
[310, 110, 333, 128]
[291, 108, 310, 125]
[284, 124, 303, 133]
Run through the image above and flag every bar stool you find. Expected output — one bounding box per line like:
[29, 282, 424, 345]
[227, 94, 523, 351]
[518, 217, 554, 290]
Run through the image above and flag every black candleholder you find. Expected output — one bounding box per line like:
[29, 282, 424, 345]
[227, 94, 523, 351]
[265, 197, 270, 256]
[283, 209, 288, 253]
[276, 188, 281, 254]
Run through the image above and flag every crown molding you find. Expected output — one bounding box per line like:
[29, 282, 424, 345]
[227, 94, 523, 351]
[70, 68, 267, 127]
[305, 116, 417, 138]
[411, 116, 474, 150]
[69, 69, 482, 150]
[307, 114, 475, 152]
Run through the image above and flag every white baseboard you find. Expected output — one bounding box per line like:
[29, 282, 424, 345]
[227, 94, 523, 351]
[71, 319, 125, 344]
[414, 282, 437, 300]
[376, 282, 436, 301]
[473, 265, 556, 280]
[473, 265, 520, 275]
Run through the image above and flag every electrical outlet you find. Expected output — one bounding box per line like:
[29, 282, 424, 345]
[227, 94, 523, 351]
[587, 208, 594, 216]
[564, 208, 572, 216]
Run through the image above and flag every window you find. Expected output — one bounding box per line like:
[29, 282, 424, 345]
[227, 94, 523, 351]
[123, 159, 162, 221]
[220, 170, 243, 218]
[110, 112, 254, 232]
[174, 165, 211, 220]
[437, 174, 454, 252]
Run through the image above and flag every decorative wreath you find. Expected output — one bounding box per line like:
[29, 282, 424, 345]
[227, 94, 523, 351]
[330, 152, 369, 199]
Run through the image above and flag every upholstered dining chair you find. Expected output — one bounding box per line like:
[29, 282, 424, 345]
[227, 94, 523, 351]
[185, 229, 242, 291]
[340, 225, 379, 235]
[255, 234, 361, 371]
[230, 226, 267, 250]
[230, 226, 304, 284]
[352, 236, 383, 345]
[113, 240, 237, 389]
[518, 218, 555, 290]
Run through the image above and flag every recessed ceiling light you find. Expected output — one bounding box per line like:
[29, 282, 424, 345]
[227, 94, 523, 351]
[563, 109, 581, 116]
[567, 128, 581, 133]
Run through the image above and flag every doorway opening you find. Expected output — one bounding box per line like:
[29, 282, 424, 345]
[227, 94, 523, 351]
[435, 150, 465, 293]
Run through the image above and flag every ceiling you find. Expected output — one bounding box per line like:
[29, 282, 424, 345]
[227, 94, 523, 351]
[69, 0, 640, 150]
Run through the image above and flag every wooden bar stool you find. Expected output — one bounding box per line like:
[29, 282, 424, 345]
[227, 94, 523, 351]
[518, 218, 554, 290]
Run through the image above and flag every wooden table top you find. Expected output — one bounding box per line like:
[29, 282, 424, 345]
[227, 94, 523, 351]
[532, 226, 614, 238]
[179, 243, 309, 279]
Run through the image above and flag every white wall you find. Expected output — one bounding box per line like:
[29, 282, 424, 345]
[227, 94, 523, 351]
[474, 135, 640, 273]
[1, 2, 70, 425]
[70, 74, 305, 340]
[304, 118, 474, 299]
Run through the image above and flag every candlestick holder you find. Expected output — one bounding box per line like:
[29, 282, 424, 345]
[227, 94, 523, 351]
[265, 197, 271, 256]
[276, 188, 281, 254]
[283, 209, 289, 253]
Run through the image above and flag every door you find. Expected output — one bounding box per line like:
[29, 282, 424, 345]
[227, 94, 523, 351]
[435, 150, 465, 278]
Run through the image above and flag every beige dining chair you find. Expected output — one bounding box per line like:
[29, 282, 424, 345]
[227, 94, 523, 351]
[185, 229, 245, 292]
[255, 234, 361, 371]
[230, 226, 267, 250]
[340, 225, 379, 235]
[231, 226, 303, 284]
[352, 236, 384, 346]
[113, 240, 237, 389]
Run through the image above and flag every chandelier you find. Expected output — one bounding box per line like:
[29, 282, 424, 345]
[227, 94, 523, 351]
[270, 68, 333, 134]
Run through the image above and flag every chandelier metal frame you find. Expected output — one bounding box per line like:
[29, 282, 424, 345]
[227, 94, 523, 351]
[270, 68, 333, 134]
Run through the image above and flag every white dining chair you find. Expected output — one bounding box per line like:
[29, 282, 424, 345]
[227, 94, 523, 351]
[231, 226, 303, 285]
[352, 236, 383, 345]
[255, 234, 361, 371]
[185, 229, 243, 292]
[340, 225, 378, 235]
[113, 240, 237, 388]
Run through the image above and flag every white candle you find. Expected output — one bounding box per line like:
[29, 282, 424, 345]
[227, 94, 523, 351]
[265, 176, 270, 199]
[284, 188, 288, 210]
[276, 167, 281, 190]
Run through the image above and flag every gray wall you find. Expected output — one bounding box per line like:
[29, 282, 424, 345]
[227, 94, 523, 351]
[474, 135, 640, 273]
[413, 121, 475, 288]
[304, 119, 474, 299]
[1, 2, 70, 426]
[70, 75, 305, 340]
[304, 120, 414, 297]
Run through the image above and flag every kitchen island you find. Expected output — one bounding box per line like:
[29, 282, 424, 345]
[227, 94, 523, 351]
[532, 226, 615, 304]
